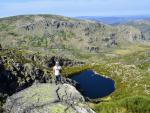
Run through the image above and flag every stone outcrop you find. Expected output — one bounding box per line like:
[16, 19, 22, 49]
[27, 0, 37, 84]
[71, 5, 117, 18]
[0, 49, 83, 97]
[0, 48, 84, 110]
[0, 50, 85, 112]
[20, 19, 78, 32]
[0, 59, 50, 96]
[86, 46, 99, 53]
[10, 51, 84, 68]
[3, 83, 96, 113]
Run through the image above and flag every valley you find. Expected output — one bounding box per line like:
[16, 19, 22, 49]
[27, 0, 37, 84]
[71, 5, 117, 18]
[0, 15, 150, 113]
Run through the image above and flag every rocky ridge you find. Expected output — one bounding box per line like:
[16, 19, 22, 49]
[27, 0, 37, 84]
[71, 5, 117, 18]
[0, 15, 149, 54]
[0, 49, 83, 100]
[3, 83, 96, 113]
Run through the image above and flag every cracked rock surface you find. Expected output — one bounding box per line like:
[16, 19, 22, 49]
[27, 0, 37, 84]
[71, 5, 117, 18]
[3, 83, 96, 113]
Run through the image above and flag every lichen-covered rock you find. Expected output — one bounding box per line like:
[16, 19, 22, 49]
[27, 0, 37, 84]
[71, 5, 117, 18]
[0, 48, 84, 105]
[3, 83, 96, 113]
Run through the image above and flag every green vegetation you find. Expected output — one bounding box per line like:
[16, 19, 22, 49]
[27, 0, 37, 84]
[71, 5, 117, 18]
[24, 36, 48, 47]
[62, 64, 90, 77]
[120, 96, 150, 113]
[0, 24, 8, 30]
[0, 47, 150, 113]
[8, 32, 18, 36]
[89, 47, 149, 113]
[93, 96, 150, 113]
[60, 45, 150, 113]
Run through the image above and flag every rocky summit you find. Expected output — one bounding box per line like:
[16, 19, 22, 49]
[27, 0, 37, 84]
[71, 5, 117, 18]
[3, 83, 95, 113]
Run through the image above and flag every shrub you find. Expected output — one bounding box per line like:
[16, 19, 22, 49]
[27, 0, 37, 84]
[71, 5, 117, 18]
[120, 96, 150, 113]
[93, 101, 121, 113]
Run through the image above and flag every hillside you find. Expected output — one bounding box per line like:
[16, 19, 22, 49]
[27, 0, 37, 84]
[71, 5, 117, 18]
[124, 20, 150, 40]
[0, 15, 149, 57]
[0, 15, 150, 113]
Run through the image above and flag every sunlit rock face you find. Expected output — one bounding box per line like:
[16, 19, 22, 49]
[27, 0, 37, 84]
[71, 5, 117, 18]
[3, 83, 96, 113]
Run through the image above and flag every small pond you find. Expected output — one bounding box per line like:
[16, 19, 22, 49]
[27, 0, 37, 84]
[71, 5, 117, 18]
[70, 70, 115, 99]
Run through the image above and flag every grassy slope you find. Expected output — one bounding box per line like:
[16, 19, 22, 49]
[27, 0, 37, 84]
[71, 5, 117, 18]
[61, 45, 150, 113]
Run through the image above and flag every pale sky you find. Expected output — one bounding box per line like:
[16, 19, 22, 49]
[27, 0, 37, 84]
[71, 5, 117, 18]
[0, 0, 150, 17]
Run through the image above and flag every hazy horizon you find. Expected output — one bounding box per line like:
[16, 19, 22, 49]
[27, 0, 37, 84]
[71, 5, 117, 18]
[0, 0, 150, 18]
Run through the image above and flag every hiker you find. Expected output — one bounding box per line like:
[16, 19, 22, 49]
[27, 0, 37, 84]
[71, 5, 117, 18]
[53, 61, 62, 84]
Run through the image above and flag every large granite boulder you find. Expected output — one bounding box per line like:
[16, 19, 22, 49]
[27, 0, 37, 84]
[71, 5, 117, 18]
[3, 83, 96, 113]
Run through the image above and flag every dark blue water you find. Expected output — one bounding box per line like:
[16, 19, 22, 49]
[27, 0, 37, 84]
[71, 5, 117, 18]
[71, 70, 115, 99]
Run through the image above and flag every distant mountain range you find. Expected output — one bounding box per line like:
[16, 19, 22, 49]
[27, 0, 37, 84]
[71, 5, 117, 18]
[76, 16, 150, 25]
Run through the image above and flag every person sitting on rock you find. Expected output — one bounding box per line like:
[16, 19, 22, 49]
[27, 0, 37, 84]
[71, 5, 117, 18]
[53, 61, 62, 85]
